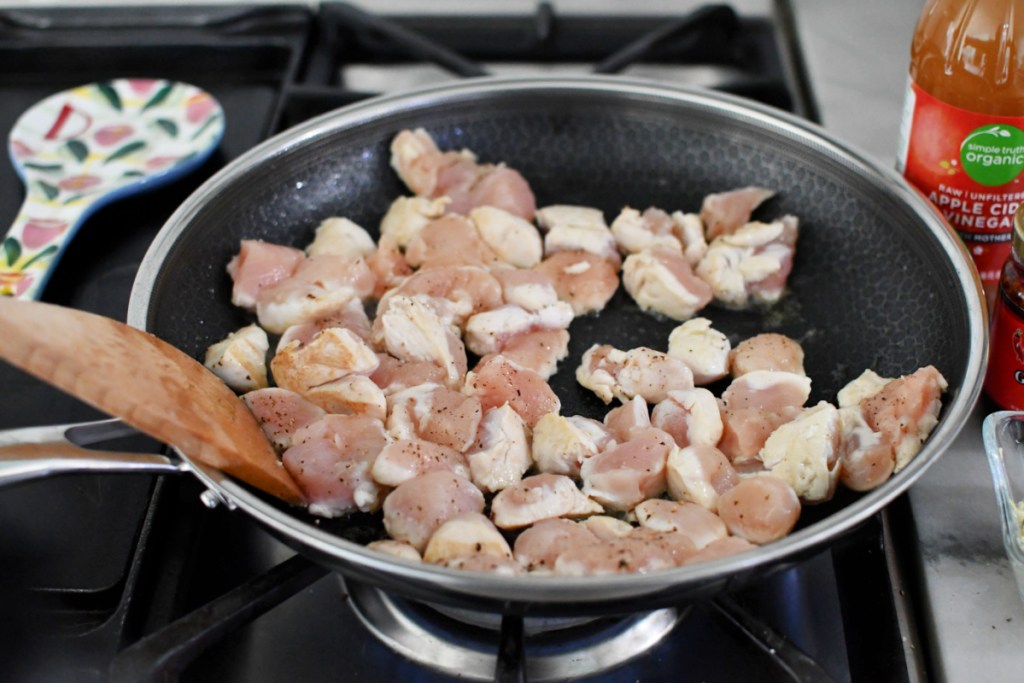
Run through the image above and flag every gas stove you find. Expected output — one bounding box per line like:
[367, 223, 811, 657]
[0, 3, 925, 681]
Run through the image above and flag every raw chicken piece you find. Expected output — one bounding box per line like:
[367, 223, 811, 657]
[540, 205, 621, 268]
[729, 333, 806, 377]
[610, 206, 684, 255]
[717, 475, 801, 544]
[377, 294, 468, 387]
[480, 327, 570, 380]
[490, 267, 560, 311]
[513, 518, 601, 572]
[463, 355, 560, 428]
[717, 370, 810, 462]
[463, 302, 574, 356]
[837, 406, 894, 492]
[533, 250, 619, 316]
[370, 353, 448, 396]
[276, 297, 372, 351]
[603, 396, 652, 442]
[759, 401, 842, 503]
[490, 473, 603, 529]
[387, 383, 483, 452]
[376, 265, 503, 330]
[627, 527, 699, 565]
[837, 369, 892, 408]
[382, 470, 485, 552]
[256, 255, 375, 334]
[367, 540, 422, 562]
[700, 186, 775, 240]
[445, 554, 524, 575]
[651, 388, 723, 448]
[580, 428, 675, 511]
[404, 214, 499, 269]
[302, 375, 387, 421]
[305, 217, 376, 260]
[366, 234, 412, 299]
[575, 345, 625, 404]
[721, 370, 811, 412]
[448, 165, 536, 222]
[634, 499, 729, 550]
[531, 413, 614, 477]
[696, 216, 798, 308]
[613, 347, 696, 405]
[579, 515, 634, 541]
[390, 128, 467, 196]
[682, 536, 756, 565]
[466, 404, 531, 493]
[622, 245, 713, 321]
[860, 365, 947, 472]
[576, 345, 694, 405]
[389, 128, 536, 220]
[666, 317, 731, 385]
[379, 195, 450, 248]
[666, 443, 739, 513]
[718, 405, 804, 464]
[282, 415, 388, 517]
[553, 529, 692, 575]
[371, 438, 470, 487]
[242, 387, 326, 452]
[204, 324, 269, 393]
[226, 239, 304, 310]
[674, 212, 709, 266]
[469, 206, 543, 268]
[423, 513, 512, 564]
[535, 205, 606, 233]
[270, 327, 379, 395]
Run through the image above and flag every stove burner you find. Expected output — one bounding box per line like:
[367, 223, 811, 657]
[345, 577, 684, 681]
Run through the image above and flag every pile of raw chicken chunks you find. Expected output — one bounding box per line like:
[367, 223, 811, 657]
[205, 129, 947, 576]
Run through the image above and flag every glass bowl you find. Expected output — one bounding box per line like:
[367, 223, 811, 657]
[982, 410, 1024, 601]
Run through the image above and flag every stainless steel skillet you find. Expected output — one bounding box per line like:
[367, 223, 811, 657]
[8, 76, 987, 616]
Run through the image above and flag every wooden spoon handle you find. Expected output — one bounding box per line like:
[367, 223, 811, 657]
[0, 299, 305, 504]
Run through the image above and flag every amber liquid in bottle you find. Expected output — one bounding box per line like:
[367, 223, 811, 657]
[901, 0, 1024, 307]
[911, 0, 1024, 115]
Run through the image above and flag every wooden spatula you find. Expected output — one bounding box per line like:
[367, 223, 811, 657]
[0, 298, 304, 505]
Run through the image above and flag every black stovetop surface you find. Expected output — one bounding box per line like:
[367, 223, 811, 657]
[0, 4, 914, 682]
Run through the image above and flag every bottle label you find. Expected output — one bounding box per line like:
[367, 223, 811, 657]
[897, 79, 1024, 288]
[985, 292, 1024, 409]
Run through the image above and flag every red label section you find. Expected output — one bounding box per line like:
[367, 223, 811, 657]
[899, 80, 1024, 288]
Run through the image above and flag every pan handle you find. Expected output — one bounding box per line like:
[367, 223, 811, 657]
[0, 418, 183, 488]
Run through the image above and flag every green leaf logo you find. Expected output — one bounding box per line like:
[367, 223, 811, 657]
[960, 124, 1024, 186]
